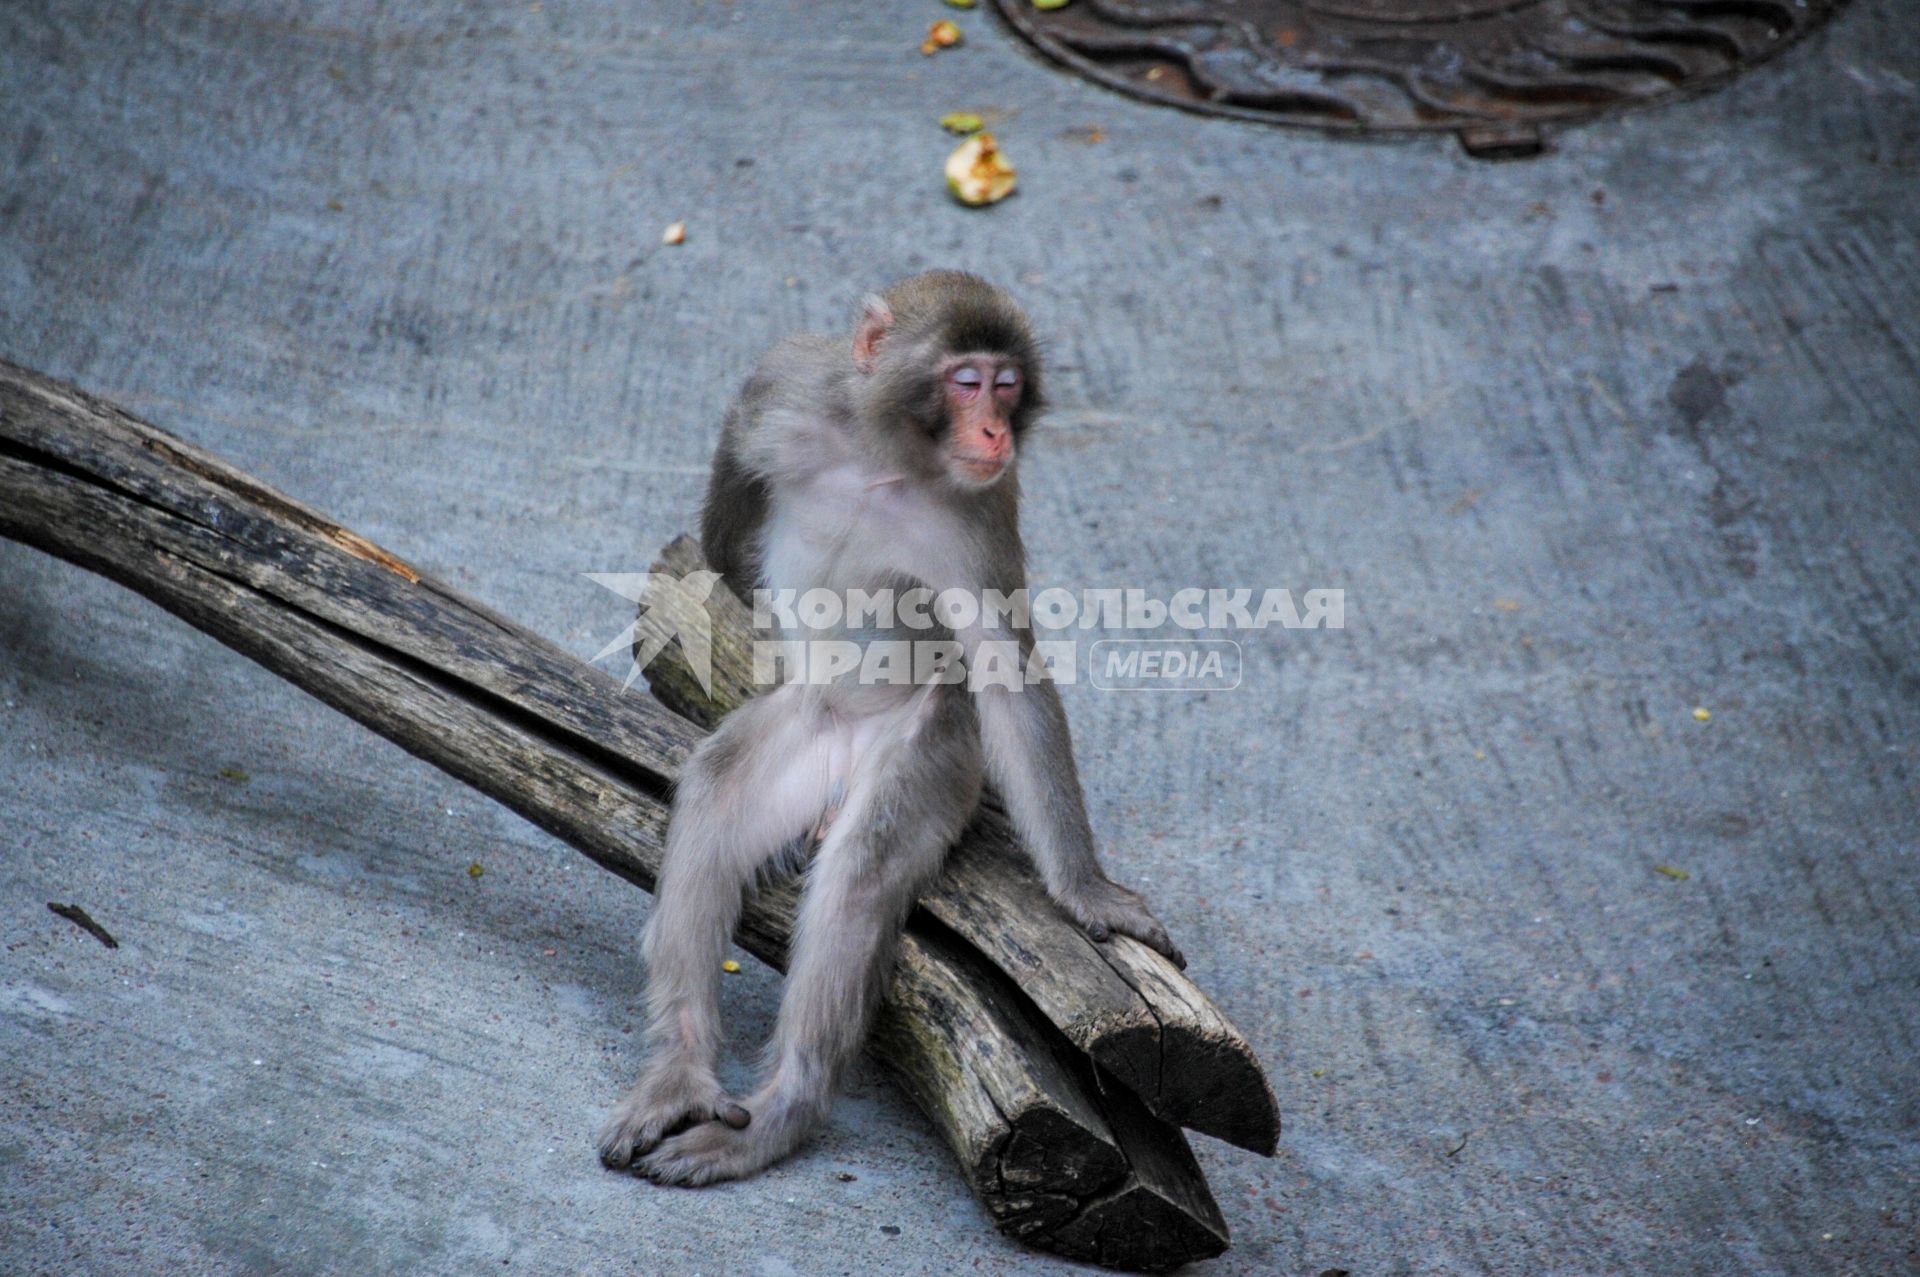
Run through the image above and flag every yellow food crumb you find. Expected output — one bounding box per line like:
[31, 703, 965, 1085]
[1654, 865, 1691, 881]
[1692, 706, 1711, 722]
[466, 862, 484, 879]
[721, 959, 742, 974]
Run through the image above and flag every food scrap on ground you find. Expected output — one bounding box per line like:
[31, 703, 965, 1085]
[722, 959, 742, 973]
[1654, 864, 1692, 880]
[467, 862, 485, 879]
[921, 20, 962, 55]
[940, 112, 985, 135]
[662, 221, 686, 246]
[945, 134, 1017, 206]
[1692, 706, 1712, 722]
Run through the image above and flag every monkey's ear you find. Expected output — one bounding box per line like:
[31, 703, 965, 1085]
[852, 295, 893, 374]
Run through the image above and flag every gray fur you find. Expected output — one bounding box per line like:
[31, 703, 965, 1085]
[599, 273, 1179, 1186]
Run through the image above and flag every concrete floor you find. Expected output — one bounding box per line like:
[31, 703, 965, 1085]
[2, 2, 1916, 1274]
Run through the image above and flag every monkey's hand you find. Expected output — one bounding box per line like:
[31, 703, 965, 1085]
[1053, 876, 1186, 970]
[597, 1061, 751, 1170]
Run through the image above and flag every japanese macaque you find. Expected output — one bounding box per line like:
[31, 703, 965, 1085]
[598, 271, 1182, 1186]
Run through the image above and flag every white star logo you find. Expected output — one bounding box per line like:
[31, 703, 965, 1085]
[584, 569, 723, 694]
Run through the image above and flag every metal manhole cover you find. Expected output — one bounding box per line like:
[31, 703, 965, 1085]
[990, 0, 1849, 157]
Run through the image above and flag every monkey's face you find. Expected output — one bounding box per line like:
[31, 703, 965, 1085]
[939, 353, 1023, 490]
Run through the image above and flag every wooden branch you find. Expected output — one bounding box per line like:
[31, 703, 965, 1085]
[636, 538, 1282, 1156]
[0, 360, 1227, 1271]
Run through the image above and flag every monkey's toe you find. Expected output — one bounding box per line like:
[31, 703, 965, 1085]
[636, 1122, 755, 1187]
[596, 1112, 660, 1169]
[599, 1065, 751, 1172]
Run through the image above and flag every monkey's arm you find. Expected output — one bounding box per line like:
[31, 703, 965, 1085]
[969, 642, 1185, 968]
[697, 427, 769, 603]
[697, 335, 850, 602]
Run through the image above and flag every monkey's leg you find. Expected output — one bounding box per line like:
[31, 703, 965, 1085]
[598, 687, 835, 1169]
[636, 688, 982, 1187]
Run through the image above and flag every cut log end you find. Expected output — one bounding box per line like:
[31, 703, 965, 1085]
[878, 932, 1229, 1271]
[1084, 994, 1281, 1158]
[987, 1117, 1231, 1269]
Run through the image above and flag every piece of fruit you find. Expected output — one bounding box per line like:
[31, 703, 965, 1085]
[1033, 0, 1072, 10]
[662, 220, 686, 246]
[945, 133, 1017, 206]
[921, 20, 962, 54]
[939, 111, 985, 135]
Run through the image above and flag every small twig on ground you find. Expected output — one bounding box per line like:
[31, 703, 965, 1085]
[48, 902, 119, 949]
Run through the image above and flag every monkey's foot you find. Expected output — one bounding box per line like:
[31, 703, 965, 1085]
[1059, 878, 1187, 969]
[635, 1116, 791, 1187]
[597, 1067, 750, 1170]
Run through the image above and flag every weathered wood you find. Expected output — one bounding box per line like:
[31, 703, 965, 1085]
[875, 930, 1227, 1269]
[636, 536, 1282, 1155]
[0, 360, 1228, 1271]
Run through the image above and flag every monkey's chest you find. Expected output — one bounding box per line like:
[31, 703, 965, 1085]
[762, 480, 963, 602]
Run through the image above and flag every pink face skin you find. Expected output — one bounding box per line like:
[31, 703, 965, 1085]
[942, 354, 1023, 487]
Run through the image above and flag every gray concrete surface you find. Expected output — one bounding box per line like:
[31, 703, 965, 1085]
[2, 2, 1917, 1274]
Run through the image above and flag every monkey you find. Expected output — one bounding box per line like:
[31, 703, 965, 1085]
[598, 271, 1183, 1186]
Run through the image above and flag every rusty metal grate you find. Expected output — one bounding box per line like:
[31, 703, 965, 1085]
[990, 0, 1849, 158]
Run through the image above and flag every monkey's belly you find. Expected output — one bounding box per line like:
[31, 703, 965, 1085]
[780, 612, 960, 708]
[787, 679, 963, 858]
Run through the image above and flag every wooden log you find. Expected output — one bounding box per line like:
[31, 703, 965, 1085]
[0, 360, 1228, 1270]
[635, 537, 1282, 1155]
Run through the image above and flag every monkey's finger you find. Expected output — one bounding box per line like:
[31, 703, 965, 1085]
[1116, 921, 1185, 969]
[1084, 921, 1112, 942]
[1143, 928, 1185, 969]
[717, 1103, 752, 1130]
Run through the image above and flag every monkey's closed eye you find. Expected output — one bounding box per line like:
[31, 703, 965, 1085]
[993, 369, 1019, 388]
[950, 368, 983, 388]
